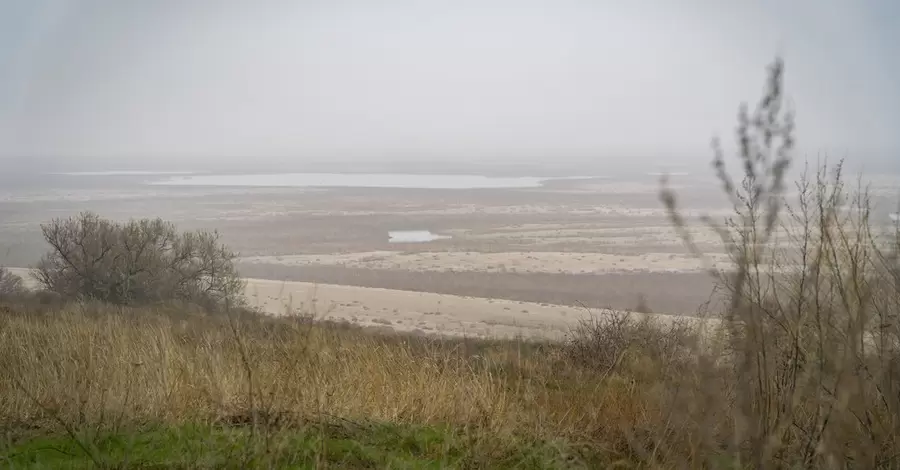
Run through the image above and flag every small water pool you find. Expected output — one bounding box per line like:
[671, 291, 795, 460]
[388, 230, 451, 243]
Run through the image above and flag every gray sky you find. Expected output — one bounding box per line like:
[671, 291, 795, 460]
[0, 0, 897, 172]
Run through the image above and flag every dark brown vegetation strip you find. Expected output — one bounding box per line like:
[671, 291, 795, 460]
[236, 263, 723, 314]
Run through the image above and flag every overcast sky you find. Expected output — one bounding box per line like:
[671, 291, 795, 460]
[0, 0, 897, 172]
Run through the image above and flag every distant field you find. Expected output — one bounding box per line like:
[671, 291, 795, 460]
[237, 264, 721, 316]
[2, 170, 896, 323]
[7, 267, 711, 340]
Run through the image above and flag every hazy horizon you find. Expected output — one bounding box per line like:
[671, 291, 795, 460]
[1, 1, 898, 175]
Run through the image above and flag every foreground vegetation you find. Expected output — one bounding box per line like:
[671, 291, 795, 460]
[0, 302, 682, 468]
[1, 59, 899, 468]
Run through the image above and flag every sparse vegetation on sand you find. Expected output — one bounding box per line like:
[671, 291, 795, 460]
[2, 59, 899, 468]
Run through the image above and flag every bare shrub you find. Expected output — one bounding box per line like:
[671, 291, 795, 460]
[0, 267, 25, 298]
[662, 57, 900, 467]
[563, 310, 699, 378]
[34, 212, 245, 310]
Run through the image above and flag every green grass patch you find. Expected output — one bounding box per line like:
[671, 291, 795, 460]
[2, 420, 603, 469]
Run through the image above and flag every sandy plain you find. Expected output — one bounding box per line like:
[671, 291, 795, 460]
[1, 169, 896, 338]
[5, 267, 709, 340]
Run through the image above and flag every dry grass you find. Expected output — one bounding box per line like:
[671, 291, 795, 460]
[0, 302, 697, 466]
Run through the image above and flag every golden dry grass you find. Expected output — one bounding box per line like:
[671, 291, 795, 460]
[0, 303, 692, 464]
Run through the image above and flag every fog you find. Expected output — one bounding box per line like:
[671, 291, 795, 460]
[1, 0, 898, 174]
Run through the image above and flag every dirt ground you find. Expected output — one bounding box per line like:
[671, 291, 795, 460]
[2, 170, 896, 335]
[5, 267, 713, 340]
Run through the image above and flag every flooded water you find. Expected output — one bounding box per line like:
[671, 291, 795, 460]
[57, 171, 198, 176]
[151, 173, 556, 189]
[388, 230, 451, 243]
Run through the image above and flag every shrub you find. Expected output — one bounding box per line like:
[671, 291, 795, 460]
[563, 310, 699, 379]
[662, 58, 900, 467]
[0, 266, 25, 299]
[34, 212, 245, 310]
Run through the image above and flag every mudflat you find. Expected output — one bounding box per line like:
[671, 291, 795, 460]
[2, 170, 896, 336]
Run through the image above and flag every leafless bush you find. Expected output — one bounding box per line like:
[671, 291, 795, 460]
[662, 57, 900, 467]
[34, 212, 245, 311]
[563, 310, 699, 377]
[0, 267, 25, 299]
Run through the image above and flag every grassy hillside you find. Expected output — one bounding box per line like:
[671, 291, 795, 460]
[0, 302, 699, 468]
